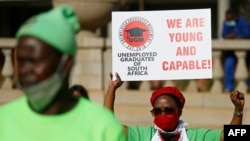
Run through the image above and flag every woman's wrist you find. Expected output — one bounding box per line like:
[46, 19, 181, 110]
[234, 110, 243, 117]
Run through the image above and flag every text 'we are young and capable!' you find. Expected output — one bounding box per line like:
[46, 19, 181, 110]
[117, 18, 211, 76]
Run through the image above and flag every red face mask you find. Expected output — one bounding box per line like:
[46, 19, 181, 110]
[153, 111, 180, 131]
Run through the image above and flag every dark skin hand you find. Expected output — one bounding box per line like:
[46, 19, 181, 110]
[225, 33, 242, 39]
[108, 73, 124, 91]
[230, 90, 244, 112]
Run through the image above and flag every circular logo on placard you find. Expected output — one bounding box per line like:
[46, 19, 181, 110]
[119, 17, 154, 51]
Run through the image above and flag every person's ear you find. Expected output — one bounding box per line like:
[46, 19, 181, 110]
[151, 112, 155, 117]
[150, 109, 155, 117]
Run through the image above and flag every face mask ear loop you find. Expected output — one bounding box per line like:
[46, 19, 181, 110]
[56, 54, 70, 77]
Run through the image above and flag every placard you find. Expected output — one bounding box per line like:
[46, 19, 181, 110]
[112, 9, 212, 81]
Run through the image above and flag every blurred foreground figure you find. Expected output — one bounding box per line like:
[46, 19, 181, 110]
[0, 6, 126, 141]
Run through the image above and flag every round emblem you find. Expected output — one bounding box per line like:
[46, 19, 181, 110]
[119, 17, 154, 51]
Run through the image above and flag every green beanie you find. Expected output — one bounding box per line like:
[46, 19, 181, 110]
[16, 5, 80, 58]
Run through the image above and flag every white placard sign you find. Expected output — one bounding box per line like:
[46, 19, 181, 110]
[112, 9, 212, 81]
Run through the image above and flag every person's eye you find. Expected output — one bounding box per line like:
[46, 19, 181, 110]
[164, 107, 176, 113]
[151, 108, 161, 115]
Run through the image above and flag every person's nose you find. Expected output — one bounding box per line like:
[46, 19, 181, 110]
[160, 111, 167, 115]
[18, 63, 33, 75]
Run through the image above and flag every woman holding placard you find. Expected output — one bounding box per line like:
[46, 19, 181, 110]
[104, 72, 245, 141]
